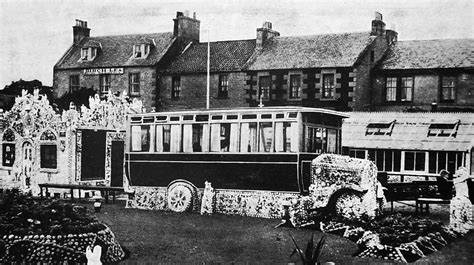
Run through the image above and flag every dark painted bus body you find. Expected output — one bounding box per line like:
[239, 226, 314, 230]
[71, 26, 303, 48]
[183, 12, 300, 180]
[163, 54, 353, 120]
[125, 107, 348, 194]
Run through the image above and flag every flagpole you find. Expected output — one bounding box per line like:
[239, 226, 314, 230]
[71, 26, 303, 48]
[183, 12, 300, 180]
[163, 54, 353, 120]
[206, 24, 210, 109]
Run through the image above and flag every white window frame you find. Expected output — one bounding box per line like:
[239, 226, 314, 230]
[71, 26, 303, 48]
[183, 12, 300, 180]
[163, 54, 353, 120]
[385, 77, 397, 102]
[129, 73, 140, 96]
[99, 74, 111, 94]
[133, 44, 150, 59]
[401, 151, 428, 173]
[80, 47, 97, 61]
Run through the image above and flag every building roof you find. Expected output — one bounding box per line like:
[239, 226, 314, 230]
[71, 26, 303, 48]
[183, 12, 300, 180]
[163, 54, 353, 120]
[55, 32, 176, 69]
[248, 32, 375, 70]
[342, 112, 474, 152]
[164, 39, 256, 74]
[379, 38, 474, 70]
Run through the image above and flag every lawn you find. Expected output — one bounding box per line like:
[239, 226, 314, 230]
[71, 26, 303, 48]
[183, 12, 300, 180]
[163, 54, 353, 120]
[90, 201, 474, 264]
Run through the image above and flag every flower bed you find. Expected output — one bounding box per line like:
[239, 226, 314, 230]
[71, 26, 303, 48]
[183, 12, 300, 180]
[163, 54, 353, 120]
[319, 212, 462, 262]
[0, 190, 125, 263]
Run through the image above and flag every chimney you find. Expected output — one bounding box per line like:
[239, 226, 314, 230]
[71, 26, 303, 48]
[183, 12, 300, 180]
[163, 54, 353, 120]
[385, 24, 398, 45]
[256, 22, 280, 49]
[173, 11, 200, 42]
[73, 19, 90, 44]
[371, 12, 385, 36]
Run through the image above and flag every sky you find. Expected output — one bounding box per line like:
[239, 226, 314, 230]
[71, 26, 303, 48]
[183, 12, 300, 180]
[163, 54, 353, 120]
[0, 0, 472, 87]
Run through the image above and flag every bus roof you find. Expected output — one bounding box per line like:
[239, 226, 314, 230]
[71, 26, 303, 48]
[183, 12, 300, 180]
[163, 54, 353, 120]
[131, 106, 350, 118]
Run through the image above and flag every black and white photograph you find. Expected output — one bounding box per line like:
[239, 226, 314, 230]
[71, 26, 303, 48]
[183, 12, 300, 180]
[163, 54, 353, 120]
[0, 0, 473, 263]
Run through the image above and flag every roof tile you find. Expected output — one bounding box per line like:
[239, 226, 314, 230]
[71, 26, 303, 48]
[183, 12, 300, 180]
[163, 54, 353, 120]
[379, 38, 474, 69]
[248, 32, 375, 70]
[55, 32, 175, 69]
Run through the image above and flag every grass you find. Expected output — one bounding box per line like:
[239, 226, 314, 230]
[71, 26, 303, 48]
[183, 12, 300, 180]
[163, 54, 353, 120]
[85, 200, 474, 264]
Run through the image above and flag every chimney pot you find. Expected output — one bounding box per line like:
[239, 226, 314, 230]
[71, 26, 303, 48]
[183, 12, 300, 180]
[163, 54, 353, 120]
[73, 19, 90, 44]
[173, 10, 200, 42]
[375, 11, 383, 21]
[263, 21, 272, 29]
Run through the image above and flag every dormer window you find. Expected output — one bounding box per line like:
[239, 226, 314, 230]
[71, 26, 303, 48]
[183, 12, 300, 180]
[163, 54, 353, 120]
[427, 121, 460, 137]
[133, 44, 150, 59]
[366, 120, 396, 136]
[80, 47, 97, 61]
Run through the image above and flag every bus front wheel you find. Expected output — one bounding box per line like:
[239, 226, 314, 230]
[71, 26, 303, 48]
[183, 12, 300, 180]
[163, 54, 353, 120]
[167, 182, 194, 212]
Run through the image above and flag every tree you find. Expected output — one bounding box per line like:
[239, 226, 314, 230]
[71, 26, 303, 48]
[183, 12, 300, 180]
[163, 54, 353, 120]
[0, 79, 54, 111]
[54, 87, 97, 111]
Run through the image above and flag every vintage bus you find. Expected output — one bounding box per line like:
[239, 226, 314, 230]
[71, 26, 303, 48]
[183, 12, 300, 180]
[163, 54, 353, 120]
[124, 107, 349, 217]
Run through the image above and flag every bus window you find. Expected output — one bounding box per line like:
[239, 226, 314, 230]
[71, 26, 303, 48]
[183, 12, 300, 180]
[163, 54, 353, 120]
[131, 125, 150, 152]
[327, 129, 337, 153]
[183, 124, 193, 152]
[305, 126, 325, 153]
[240, 122, 258, 152]
[191, 124, 209, 152]
[170, 124, 181, 152]
[259, 122, 273, 152]
[156, 124, 171, 152]
[275, 122, 297, 152]
[210, 123, 235, 152]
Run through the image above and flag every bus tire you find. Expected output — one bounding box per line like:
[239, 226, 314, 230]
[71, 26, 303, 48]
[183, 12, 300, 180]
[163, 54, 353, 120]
[167, 182, 194, 212]
[334, 191, 364, 219]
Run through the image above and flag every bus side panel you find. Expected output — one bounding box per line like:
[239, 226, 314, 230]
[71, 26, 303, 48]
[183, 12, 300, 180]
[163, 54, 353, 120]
[126, 153, 299, 192]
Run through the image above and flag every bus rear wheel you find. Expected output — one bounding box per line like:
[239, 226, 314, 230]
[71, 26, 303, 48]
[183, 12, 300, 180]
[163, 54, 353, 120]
[167, 182, 194, 212]
[334, 191, 364, 219]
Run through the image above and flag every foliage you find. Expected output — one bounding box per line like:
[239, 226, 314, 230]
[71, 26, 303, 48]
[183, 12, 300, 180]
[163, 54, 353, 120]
[55, 87, 97, 111]
[0, 189, 104, 236]
[290, 234, 326, 265]
[0, 79, 54, 111]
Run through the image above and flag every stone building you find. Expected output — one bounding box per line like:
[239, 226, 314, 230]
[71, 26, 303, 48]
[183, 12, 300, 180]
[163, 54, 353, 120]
[371, 38, 474, 112]
[158, 39, 255, 110]
[159, 12, 397, 111]
[53, 12, 200, 111]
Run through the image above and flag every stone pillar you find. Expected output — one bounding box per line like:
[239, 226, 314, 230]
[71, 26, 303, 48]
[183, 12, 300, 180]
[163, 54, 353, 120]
[200, 181, 215, 215]
[449, 167, 473, 234]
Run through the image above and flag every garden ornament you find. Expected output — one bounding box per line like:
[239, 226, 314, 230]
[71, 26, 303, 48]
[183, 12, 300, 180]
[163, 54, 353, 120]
[93, 193, 103, 213]
[86, 245, 102, 265]
[449, 167, 473, 234]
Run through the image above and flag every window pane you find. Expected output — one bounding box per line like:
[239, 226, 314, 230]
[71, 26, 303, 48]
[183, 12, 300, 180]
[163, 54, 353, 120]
[259, 122, 273, 152]
[376, 150, 384, 171]
[447, 151, 456, 173]
[385, 77, 397, 101]
[170, 125, 181, 152]
[384, 150, 393, 171]
[322, 74, 335, 98]
[405, 152, 414, 171]
[129, 73, 140, 95]
[326, 129, 337, 153]
[240, 122, 257, 152]
[183, 124, 193, 152]
[441, 76, 456, 101]
[428, 151, 437, 173]
[40, 145, 57, 169]
[401, 77, 413, 101]
[259, 76, 271, 100]
[415, 152, 425, 171]
[394, 150, 401, 172]
[131, 126, 142, 151]
[289, 75, 301, 99]
[172, 77, 181, 99]
[2, 144, 15, 166]
[438, 152, 447, 173]
[218, 75, 229, 98]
